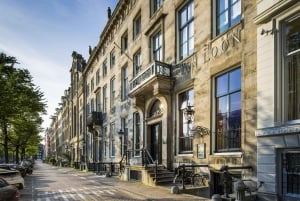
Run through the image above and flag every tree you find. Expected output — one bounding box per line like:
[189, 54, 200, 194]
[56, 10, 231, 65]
[0, 52, 46, 163]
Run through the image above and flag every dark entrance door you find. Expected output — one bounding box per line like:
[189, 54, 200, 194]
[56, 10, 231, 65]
[150, 123, 162, 163]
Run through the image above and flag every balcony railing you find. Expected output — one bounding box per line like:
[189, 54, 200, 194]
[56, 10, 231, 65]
[129, 61, 171, 93]
[86, 111, 102, 127]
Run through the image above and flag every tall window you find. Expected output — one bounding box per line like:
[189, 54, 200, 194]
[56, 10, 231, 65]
[103, 85, 107, 114]
[110, 122, 116, 157]
[216, 0, 241, 35]
[121, 66, 128, 101]
[110, 48, 116, 68]
[91, 78, 94, 92]
[133, 12, 141, 39]
[150, 0, 163, 16]
[96, 69, 100, 85]
[102, 59, 107, 77]
[283, 14, 300, 122]
[133, 50, 142, 76]
[96, 91, 101, 112]
[152, 31, 162, 61]
[121, 31, 128, 53]
[179, 89, 194, 154]
[179, 1, 194, 60]
[90, 98, 94, 112]
[103, 126, 107, 159]
[110, 77, 115, 109]
[134, 112, 141, 156]
[215, 68, 241, 152]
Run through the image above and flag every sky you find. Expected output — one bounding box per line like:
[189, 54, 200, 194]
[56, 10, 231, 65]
[0, 0, 118, 134]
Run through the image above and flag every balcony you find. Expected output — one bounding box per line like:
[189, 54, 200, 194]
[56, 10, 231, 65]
[86, 111, 102, 127]
[128, 61, 174, 97]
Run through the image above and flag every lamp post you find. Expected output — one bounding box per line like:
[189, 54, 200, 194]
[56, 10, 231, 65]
[183, 103, 194, 123]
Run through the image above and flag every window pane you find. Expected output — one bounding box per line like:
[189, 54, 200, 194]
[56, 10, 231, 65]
[231, 0, 241, 23]
[188, 1, 194, 20]
[217, 74, 228, 96]
[229, 68, 241, 92]
[180, 9, 187, 26]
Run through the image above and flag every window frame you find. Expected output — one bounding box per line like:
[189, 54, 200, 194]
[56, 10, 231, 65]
[121, 31, 128, 54]
[121, 65, 128, 101]
[133, 12, 141, 39]
[150, 0, 163, 16]
[110, 77, 116, 109]
[151, 30, 163, 62]
[133, 49, 142, 76]
[281, 13, 300, 124]
[178, 0, 194, 60]
[178, 88, 194, 154]
[214, 67, 242, 153]
[214, 0, 242, 36]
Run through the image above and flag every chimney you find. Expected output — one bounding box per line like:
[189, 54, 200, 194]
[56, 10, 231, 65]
[107, 7, 111, 19]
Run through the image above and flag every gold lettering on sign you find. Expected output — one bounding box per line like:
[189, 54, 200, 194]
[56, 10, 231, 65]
[203, 26, 242, 63]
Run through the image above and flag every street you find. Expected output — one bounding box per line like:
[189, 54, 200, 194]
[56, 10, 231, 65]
[20, 161, 206, 201]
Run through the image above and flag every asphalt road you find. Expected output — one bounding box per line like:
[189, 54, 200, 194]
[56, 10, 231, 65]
[20, 160, 207, 201]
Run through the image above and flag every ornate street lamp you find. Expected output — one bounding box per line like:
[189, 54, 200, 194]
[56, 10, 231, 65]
[183, 103, 194, 123]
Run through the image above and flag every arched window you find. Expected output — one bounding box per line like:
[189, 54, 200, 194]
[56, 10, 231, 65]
[149, 99, 162, 117]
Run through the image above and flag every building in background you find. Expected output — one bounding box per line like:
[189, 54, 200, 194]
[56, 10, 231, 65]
[48, 0, 259, 198]
[255, 1, 300, 200]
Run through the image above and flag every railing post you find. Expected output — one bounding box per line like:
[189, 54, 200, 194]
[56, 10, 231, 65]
[182, 164, 185, 190]
[155, 160, 158, 181]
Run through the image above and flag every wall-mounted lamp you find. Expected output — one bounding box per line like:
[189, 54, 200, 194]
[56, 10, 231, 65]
[261, 28, 277, 36]
[183, 104, 194, 123]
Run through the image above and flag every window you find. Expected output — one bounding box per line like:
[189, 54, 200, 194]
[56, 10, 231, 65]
[215, 68, 241, 152]
[281, 150, 300, 199]
[134, 112, 141, 156]
[110, 122, 116, 157]
[121, 66, 128, 101]
[96, 69, 100, 85]
[133, 50, 142, 76]
[90, 98, 94, 112]
[150, 0, 163, 16]
[121, 31, 128, 53]
[86, 84, 90, 97]
[178, 1, 194, 60]
[152, 31, 162, 61]
[79, 115, 83, 135]
[133, 12, 141, 39]
[102, 60, 107, 77]
[283, 14, 300, 122]
[216, 0, 241, 35]
[178, 89, 194, 154]
[110, 77, 115, 108]
[103, 126, 107, 159]
[110, 49, 116, 68]
[96, 91, 101, 112]
[103, 85, 107, 114]
[91, 78, 94, 92]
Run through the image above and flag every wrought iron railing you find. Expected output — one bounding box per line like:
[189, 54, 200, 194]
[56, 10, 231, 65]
[129, 61, 171, 92]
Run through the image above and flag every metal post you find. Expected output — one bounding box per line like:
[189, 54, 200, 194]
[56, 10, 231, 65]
[182, 164, 185, 190]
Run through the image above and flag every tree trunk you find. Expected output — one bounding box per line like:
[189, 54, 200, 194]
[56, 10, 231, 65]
[21, 147, 26, 161]
[3, 123, 9, 163]
[15, 145, 20, 163]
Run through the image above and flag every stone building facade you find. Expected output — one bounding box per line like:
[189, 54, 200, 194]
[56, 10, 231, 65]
[48, 0, 259, 198]
[255, 0, 300, 200]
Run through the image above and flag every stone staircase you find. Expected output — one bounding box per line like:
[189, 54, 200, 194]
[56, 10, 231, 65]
[146, 165, 175, 186]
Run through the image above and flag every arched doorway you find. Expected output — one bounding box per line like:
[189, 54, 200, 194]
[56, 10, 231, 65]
[147, 99, 163, 164]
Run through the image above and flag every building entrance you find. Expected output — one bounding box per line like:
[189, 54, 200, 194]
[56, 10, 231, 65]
[149, 123, 162, 164]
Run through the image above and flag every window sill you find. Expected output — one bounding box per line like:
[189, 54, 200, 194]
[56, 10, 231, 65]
[211, 152, 243, 158]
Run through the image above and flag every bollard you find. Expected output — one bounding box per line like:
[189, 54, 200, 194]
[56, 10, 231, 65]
[234, 179, 247, 201]
[211, 194, 221, 201]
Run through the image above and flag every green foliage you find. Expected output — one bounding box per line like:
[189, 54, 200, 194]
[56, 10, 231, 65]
[0, 52, 47, 163]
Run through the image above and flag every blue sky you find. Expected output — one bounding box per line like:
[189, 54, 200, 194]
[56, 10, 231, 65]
[0, 0, 118, 133]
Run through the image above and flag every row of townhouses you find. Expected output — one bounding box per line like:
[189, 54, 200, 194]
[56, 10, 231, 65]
[44, 0, 300, 200]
